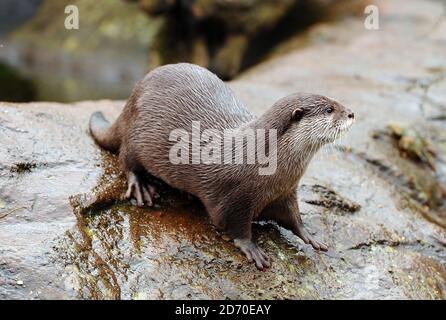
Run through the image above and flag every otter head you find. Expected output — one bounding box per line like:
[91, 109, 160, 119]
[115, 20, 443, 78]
[282, 93, 354, 147]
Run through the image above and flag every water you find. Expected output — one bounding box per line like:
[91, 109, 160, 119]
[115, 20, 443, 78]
[0, 41, 148, 102]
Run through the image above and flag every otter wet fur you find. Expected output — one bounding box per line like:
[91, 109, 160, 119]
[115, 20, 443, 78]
[89, 63, 355, 270]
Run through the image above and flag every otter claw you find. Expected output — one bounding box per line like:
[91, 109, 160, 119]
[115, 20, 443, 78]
[147, 184, 160, 199]
[141, 185, 153, 207]
[125, 180, 144, 207]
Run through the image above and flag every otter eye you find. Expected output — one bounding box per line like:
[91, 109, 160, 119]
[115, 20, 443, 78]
[326, 107, 334, 114]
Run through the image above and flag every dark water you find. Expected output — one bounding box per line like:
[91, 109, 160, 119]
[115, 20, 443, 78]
[0, 61, 136, 103]
[0, 59, 144, 103]
[0, 42, 148, 103]
[0, 62, 35, 102]
[0, 0, 149, 103]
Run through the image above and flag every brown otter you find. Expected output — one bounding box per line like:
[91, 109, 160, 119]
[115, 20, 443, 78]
[89, 63, 354, 270]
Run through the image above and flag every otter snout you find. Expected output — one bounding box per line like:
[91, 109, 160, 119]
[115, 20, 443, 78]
[344, 108, 354, 120]
[331, 106, 355, 138]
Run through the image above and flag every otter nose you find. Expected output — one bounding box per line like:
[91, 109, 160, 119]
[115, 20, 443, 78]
[348, 112, 355, 119]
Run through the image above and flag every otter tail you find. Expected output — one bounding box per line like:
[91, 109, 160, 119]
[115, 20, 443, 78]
[89, 111, 121, 153]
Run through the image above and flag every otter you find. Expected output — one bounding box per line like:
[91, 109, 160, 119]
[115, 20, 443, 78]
[89, 63, 354, 270]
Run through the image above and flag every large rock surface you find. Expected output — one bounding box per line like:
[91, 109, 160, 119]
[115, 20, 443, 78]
[1, 0, 445, 299]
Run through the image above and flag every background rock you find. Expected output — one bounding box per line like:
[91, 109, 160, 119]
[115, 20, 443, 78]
[0, 0, 365, 102]
[135, 0, 369, 79]
[0, 0, 445, 299]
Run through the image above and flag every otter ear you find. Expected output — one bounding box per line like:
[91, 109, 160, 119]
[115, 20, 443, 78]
[291, 108, 304, 122]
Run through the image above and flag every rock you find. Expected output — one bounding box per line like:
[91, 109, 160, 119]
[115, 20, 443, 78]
[139, 0, 368, 79]
[136, 0, 175, 15]
[385, 123, 437, 171]
[1, 0, 446, 299]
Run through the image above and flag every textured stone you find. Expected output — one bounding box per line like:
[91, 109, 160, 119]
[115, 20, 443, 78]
[0, 0, 445, 299]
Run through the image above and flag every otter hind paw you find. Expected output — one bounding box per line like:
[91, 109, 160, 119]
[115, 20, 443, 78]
[124, 172, 159, 207]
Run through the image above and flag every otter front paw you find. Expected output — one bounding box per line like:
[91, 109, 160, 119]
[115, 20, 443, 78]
[294, 224, 328, 251]
[124, 172, 159, 207]
[234, 238, 270, 270]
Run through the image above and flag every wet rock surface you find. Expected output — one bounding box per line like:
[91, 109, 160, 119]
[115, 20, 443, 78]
[1, 0, 446, 299]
